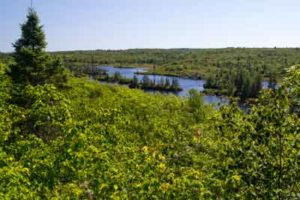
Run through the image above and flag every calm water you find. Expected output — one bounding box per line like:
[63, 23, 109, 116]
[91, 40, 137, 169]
[98, 66, 229, 105]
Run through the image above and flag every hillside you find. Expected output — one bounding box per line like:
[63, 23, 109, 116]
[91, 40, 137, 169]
[1, 57, 299, 198]
[1, 7, 299, 200]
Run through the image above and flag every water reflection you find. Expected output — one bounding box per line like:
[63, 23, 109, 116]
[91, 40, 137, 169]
[98, 66, 229, 105]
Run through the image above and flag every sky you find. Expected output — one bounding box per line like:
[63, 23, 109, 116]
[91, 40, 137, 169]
[1, 0, 300, 52]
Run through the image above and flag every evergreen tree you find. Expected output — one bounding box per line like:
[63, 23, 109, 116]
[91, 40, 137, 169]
[268, 72, 277, 90]
[235, 68, 244, 96]
[113, 71, 121, 81]
[131, 75, 139, 87]
[204, 75, 217, 89]
[159, 77, 165, 87]
[164, 78, 170, 88]
[171, 78, 179, 89]
[252, 71, 262, 97]
[9, 9, 67, 86]
[142, 75, 151, 87]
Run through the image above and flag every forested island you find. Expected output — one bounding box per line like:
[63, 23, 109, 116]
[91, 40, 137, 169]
[0, 7, 299, 200]
[96, 72, 182, 92]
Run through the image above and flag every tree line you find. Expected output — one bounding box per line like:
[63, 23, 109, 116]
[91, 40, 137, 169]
[52, 47, 300, 80]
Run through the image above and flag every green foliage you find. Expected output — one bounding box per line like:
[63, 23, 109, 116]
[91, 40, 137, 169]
[9, 9, 67, 86]
[201, 68, 300, 199]
[204, 66, 262, 100]
[17, 84, 71, 141]
[55, 48, 300, 80]
[283, 65, 300, 115]
[0, 66, 299, 198]
[187, 89, 206, 123]
[0, 148, 37, 199]
[0, 60, 13, 144]
[0, 60, 11, 103]
[2, 7, 299, 199]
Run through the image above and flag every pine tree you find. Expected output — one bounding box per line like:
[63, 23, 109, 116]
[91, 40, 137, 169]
[164, 78, 170, 88]
[132, 75, 139, 87]
[9, 9, 67, 86]
[171, 78, 179, 90]
[142, 75, 151, 87]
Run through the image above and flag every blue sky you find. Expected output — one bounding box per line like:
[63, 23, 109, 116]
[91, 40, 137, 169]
[1, 0, 300, 52]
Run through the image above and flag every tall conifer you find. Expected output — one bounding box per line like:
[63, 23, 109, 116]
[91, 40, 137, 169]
[10, 9, 67, 86]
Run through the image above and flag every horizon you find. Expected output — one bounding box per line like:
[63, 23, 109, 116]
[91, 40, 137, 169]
[1, 0, 300, 52]
[0, 46, 300, 54]
[2, 46, 300, 54]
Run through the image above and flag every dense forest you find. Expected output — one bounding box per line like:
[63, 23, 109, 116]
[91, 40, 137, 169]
[0, 9, 299, 199]
[50, 47, 300, 80]
[2, 47, 300, 80]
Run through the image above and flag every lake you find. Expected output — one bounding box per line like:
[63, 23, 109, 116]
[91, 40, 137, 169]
[97, 66, 229, 105]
